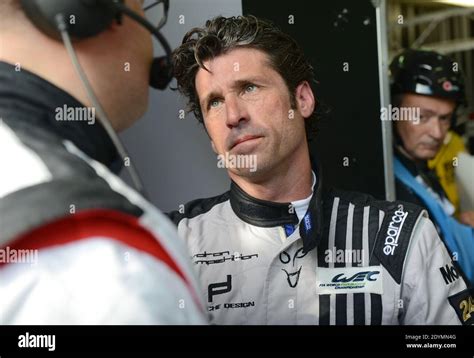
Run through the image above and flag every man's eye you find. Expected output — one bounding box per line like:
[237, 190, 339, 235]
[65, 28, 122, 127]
[419, 114, 429, 122]
[244, 84, 257, 93]
[209, 99, 221, 108]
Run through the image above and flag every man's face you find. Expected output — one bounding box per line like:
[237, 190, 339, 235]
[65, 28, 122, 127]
[195, 48, 313, 179]
[89, 0, 153, 130]
[396, 93, 456, 160]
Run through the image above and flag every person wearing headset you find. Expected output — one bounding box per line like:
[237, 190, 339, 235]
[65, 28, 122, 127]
[0, 0, 206, 324]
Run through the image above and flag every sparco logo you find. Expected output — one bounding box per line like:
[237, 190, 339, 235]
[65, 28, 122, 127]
[383, 206, 408, 256]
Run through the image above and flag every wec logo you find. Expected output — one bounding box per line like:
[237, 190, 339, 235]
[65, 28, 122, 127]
[332, 271, 380, 283]
[316, 266, 383, 294]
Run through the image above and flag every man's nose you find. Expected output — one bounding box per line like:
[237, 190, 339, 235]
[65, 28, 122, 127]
[225, 95, 249, 129]
[429, 118, 445, 140]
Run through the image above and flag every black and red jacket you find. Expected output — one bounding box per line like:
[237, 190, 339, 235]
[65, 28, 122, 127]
[0, 61, 205, 324]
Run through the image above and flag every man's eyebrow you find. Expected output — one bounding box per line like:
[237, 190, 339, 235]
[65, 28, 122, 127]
[438, 108, 454, 117]
[419, 108, 436, 114]
[419, 108, 453, 117]
[231, 77, 268, 87]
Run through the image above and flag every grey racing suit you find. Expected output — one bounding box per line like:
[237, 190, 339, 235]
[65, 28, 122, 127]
[169, 166, 473, 325]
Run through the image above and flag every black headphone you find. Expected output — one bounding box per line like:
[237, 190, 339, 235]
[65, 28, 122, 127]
[20, 0, 173, 90]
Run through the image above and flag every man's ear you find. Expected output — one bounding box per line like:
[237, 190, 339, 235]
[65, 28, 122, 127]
[295, 81, 315, 119]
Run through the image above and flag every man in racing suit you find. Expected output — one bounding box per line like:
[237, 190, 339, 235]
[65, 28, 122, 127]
[0, 0, 205, 324]
[168, 15, 473, 325]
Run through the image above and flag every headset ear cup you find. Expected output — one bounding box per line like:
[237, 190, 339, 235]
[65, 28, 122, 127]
[20, 0, 123, 40]
[150, 56, 173, 90]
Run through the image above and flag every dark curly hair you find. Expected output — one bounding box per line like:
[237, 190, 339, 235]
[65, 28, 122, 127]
[172, 15, 320, 141]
